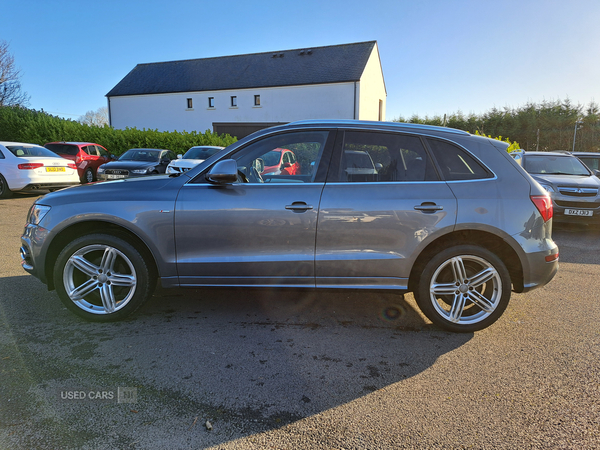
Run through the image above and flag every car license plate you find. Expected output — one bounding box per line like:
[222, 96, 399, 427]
[107, 174, 127, 179]
[46, 167, 65, 172]
[564, 209, 593, 217]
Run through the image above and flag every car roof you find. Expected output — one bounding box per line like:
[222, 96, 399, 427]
[284, 119, 470, 136]
[573, 152, 600, 157]
[524, 152, 576, 157]
[0, 141, 43, 146]
[45, 141, 98, 146]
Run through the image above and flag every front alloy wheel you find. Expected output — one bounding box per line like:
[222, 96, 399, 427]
[415, 245, 511, 332]
[54, 234, 154, 321]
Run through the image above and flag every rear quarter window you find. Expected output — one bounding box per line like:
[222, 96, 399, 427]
[427, 138, 493, 181]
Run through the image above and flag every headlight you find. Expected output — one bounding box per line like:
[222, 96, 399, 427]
[166, 166, 175, 174]
[28, 204, 51, 225]
[132, 168, 150, 174]
[539, 184, 555, 193]
[97, 166, 105, 174]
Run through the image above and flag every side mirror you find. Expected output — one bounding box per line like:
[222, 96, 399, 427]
[177, 154, 183, 159]
[375, 163, 383, 170]
[594, 169, 600, 178]
[207, 159, 238, 184]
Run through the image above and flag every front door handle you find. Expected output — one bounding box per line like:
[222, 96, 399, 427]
[285, 202, 313, 212]
[414, 203, 443, 212]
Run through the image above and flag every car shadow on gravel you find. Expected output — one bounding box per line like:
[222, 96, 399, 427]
[0, 276, 473, 449]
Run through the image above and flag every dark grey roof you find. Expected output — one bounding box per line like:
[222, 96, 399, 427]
[107, 41, 377, 97]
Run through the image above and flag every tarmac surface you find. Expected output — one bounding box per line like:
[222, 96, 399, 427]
[1, 192, 599, 449]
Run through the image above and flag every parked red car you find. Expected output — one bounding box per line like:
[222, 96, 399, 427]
[261, 148, 300, 175]
[44, 142, 115, 183]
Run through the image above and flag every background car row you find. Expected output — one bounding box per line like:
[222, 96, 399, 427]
[514, 149, 600, 225]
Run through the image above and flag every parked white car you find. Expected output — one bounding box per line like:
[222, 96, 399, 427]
[166, 146, 224, 174]
[0, 141, 80, 198]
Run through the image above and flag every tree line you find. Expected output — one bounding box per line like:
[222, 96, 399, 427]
[393, 99, 600, 153]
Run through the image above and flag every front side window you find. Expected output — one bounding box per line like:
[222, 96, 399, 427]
[229, 131, 329, 184]
[427, 139, 493, 181]
[334, 131, 438, 182]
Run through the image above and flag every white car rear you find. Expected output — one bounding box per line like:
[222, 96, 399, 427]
[0, 141, 80, 198]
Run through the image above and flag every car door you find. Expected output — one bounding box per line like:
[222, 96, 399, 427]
[174, 129, 334, 287]
[315, 130, 458, 289]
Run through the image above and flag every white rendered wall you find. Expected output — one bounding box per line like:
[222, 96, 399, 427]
[357, 44, 387, 121]
[109, 82, 356, 133]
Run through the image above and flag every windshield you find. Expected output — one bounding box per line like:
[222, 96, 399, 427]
[183, 147, 222, 160]
[119, 149, 161, 162]
[7, 145, 62, 158]
[524, 155, 590, 176]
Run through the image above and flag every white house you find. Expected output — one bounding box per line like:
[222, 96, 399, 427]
[106, 41, 386, 138]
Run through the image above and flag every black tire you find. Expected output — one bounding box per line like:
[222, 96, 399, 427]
[414, 245, 511, 333]
[82, 168, 94, 183]
[53, 233, 155, 322]
[0, 174, 13, 198]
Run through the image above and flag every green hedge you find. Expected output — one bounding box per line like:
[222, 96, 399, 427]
[0, 106, 237, 155]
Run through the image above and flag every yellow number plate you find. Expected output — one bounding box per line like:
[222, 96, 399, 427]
[46, 167, 66, 172]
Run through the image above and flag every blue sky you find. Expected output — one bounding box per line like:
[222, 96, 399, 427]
[4, 0, 600, 122]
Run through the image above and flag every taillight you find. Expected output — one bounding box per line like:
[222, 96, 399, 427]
[68, 163, 77, 170]
[18, 163, 44, 170]
[531, 195, 553, 222]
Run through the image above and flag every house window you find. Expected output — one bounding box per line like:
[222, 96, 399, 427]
[208, 97, 215, 108]
[187, 98, 193, 109]
[254, 95, 261, 106]
[231, 96, 237, 107]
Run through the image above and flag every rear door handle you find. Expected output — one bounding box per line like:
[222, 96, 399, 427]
[414, 203, 443, 212]
[285, 202, 313, 212]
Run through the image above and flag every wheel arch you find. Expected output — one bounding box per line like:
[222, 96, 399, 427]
[408, 230, 524, 293]
[44, 221, 159, 290]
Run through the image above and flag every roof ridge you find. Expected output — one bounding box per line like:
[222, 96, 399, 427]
[135, 40, 377, 67]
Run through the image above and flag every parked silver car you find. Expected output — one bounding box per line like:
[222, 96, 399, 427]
[20, 120, 559, 332]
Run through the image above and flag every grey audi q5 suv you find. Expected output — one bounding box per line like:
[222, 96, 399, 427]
[20, 120, 559, 332]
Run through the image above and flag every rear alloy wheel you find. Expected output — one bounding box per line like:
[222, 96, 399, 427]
[0, 174, 13, 198]
[83, 168, 94, 183]
[415, 245, 511, 332]
[54, 233, 155, 321]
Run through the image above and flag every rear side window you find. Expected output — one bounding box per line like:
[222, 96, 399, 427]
[45, 144, 79, 156]
[336, 131, 438, 182]
[427, 139, 493, 181]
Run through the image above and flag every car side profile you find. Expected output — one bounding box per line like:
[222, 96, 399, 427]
[0, 141, 80, 198]
[44, 142, 115, 183]
[20, 120, 559, 332]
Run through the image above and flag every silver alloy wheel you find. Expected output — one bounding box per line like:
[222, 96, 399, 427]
[84, 168, 94, 183]
[63, 244, 137, 314]
[429, 254, 502, 325]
